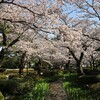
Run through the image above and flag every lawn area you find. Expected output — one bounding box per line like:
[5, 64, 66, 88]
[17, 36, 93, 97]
[0, 69, 100, 100]
[63, 73, 100, 100]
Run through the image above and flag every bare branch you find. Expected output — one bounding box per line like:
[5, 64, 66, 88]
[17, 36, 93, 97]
[85, 1, 100, 21]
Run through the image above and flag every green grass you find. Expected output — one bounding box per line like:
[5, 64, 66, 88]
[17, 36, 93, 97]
[0, 91, 4, 100]
[63, 82, 98, 100]
[23, 80, 49, 100]
[63, 73, 100, 100]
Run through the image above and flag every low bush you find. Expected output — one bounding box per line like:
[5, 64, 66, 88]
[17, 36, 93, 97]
[63, 70, 69, 74]
[25, 73, 36, 79]
[90, 82, 100, 98]
[63, 73, 100, 100]
[63, 82, 100, 100]
[40, 70, 57, 77]
[8, 74, 19, 79]
[15, 81, 33, 94]
[0, 78, 34, 95]
[0, 68, 6, 73]
[0, 80, 18, 94]
[0, 91, 4, 100]
[90, 83, 100, 92]
[77, 75, 98, 85]
[64, 73, 78, 83]
[84, 69, 100, 75]
[96, 74, 100, 82]
[45, 75, 60, 82]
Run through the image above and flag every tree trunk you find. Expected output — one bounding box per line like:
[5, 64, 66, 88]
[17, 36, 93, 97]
[18, 51, 26, 75]
[90, 55, 95, 70]
[76, 61, 85, 76]
[68, 47, 85, 76]
[0, 48, 5, 60]
[26, 62, 31, 74]
[34, 58, 41, 75]
[65, 60, 70, 70]
[26, 65, 29, 74]
[37, 66, 41, 75]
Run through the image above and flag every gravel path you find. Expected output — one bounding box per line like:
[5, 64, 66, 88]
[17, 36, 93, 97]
[46, 81, 67, 100]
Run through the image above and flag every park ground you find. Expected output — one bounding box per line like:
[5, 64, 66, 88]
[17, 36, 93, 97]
[0, 68, 100, 100]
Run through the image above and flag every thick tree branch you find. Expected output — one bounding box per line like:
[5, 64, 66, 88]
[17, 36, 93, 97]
[83, 34, 100, 42]
[7, 36, 20, 48]
[0, 1, 44, 16]
[67, 47, 79, 62]
[79, 52, 84, 63]
[2, 29, 7, 46]
[61, 45, 79, 62]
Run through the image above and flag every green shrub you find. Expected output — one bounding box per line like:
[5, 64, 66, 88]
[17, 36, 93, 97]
[25, 73, 36, 79]
[44, 75, 60, 82]
[0, 91, 4, 100]
[40, 70, 57, 77]
[63, 73, 100, 100]
[8, 74, 19, 79]
[0, 78, 34, 95]
[64, 83, 100, 100]
[0, 68, 6, 73]
[90, 83, 100, 92]
[0, 80, 18, 94]
[77, 75, 98, 85]
[96, 74, 100, 82]
[64, 73, 78, 83]
[15, 81, 33, 94]
[63, 70, 70, 74]
[84, 69, 100, 75]
[1, 57, 19, 69]
[90, 83, 100, 98]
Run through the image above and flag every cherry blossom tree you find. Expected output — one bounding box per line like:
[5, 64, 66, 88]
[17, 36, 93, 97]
[0, 0, 99, 76]
[0, 0, 60, 61]
[50, 21, 97, 75]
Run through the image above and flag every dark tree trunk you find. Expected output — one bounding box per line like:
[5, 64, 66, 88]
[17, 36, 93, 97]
[34, 58, 41, 75]
[68, 47, 85, 76]
[0, 27, 20, 63]
[0, 48, 5, 60]
[90, 55, 96, 70]
[0, 28, 7, 61]
[65, 60, 70, 70]
[18, 51, 26, 75]
[76, 61, 85, 76]
[7, 36, 20, 48]
[2, 28, 7, 46]
[26, 65, 29, 74]
[37, 66, 41, 75]
[77, 52, 85, 75]
[26, 62, 31, 74]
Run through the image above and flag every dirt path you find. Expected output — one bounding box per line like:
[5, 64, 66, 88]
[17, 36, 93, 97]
[46, 81, 67, 100]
